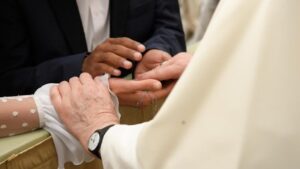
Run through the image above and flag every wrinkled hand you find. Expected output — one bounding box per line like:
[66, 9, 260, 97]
[82, 37, 145, 77]
[136, 52, 192, 81]
[50, 73, 119, 150]
[134, 49, 172, 77]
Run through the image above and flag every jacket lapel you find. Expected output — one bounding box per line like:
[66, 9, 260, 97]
[110, 0, 130, 37]
[49, 0, 87, 53]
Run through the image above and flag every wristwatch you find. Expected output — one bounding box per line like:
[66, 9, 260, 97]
[88, 125, 115, 159]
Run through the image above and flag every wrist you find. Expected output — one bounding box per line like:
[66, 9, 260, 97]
[80, 114, 120, 151]
[86, 124, 118, 158]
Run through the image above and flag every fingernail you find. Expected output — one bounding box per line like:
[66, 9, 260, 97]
[137, 44, 146, 52]
[123, 61, 132, 69]
[113, 70, 121, 76]
[134, 52, 142, 60]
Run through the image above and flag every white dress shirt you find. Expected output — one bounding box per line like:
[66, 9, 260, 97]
[76, 0, 110, 52]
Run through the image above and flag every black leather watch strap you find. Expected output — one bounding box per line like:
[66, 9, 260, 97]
[88, 125, 115, 159]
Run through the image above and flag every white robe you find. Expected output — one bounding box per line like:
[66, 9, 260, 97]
[101, 0, 300, 168]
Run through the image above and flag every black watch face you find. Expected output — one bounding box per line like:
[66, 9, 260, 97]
[88, 132, 101, 151]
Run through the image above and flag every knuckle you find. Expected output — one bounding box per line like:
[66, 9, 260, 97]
[69, 76, 78, 82]
[111, 45, 119, 53]
[80, 72, 91, 80]
[100, 53, 108, 61]
[96, 44, 104, 50]
[121, 37, 129, 41]
[106, 38, 113, 43]
[60, 81, 68, 85]
[120, 37, 128, 44]
[81, 72, 89, 77]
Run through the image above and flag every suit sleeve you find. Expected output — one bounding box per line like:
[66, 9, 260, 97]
[0, 0, 85, 96]
[100, 124, 146, 169]
[144, 0, 186, 56]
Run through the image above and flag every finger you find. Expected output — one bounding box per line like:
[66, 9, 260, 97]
[109, 78, 162, 94]
[58, 81, 71, 99]
[98, 52, 132, 69]
[50, 85, 62, 112]
[136, 65, 173, 81]
[106, 44, 142, 61]
[69, 76, 81, 91]
[94, 63, 121, 76]
[152, 81, 176, 100]
[110, 37, 145, 53]
[125, 82, 175, 107]
[79, 72, 95, 86]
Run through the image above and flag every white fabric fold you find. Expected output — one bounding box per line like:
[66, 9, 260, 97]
[100, 124, 145, 169]
[33, 74, 120, 169]
[97, 0, 300, 168]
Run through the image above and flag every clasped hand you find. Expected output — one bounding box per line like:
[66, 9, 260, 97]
[50, 52, 191, 151]
[81, 37, 191, 107]
[111, 51, 192, 107]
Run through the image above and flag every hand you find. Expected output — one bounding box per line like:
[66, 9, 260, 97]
[136, 52, 192, 81]
[50, 73, 119, 151]
[82, 37, 145, 77]
[109, 78, 168, 107]
[135, 52, 192, 100]
[134, 49, 172, 78]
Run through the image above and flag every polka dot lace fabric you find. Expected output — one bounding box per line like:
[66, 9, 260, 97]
[0, 96, 40, 138]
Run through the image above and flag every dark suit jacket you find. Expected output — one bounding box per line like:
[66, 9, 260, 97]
[0, 0, 186, 96]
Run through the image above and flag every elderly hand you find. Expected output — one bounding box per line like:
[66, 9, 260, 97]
[82, 37, 145, 77]
[50, 73, 119, 151]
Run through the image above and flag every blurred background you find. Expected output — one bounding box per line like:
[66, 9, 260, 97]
[179, 0, 219, 45]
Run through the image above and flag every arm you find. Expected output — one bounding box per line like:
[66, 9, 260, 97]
[144, 0, 186, 56]
[0, 96, 41, 137]
[0, 0, 86, 96]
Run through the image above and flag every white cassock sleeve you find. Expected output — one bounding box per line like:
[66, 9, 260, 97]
[100, 124, 146, 169]
[97, 0, 300, 168]
[100, 0, 300, 168]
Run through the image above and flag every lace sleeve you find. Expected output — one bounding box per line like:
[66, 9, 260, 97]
[0, 96, 40, 137]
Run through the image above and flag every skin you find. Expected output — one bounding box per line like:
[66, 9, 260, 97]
[50, 53, 192, 152]
[98, 52, 192, 107]
[136, 52, 192, 81]
[51, 73, 120, 151]
[134, 52, 192, 104]
[110, 78, 174, 107]
[82, 37, 145, 77]
[135, 49, 172, 77]
[114, 49, 173, 107]
[82, 37, 176, 107]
